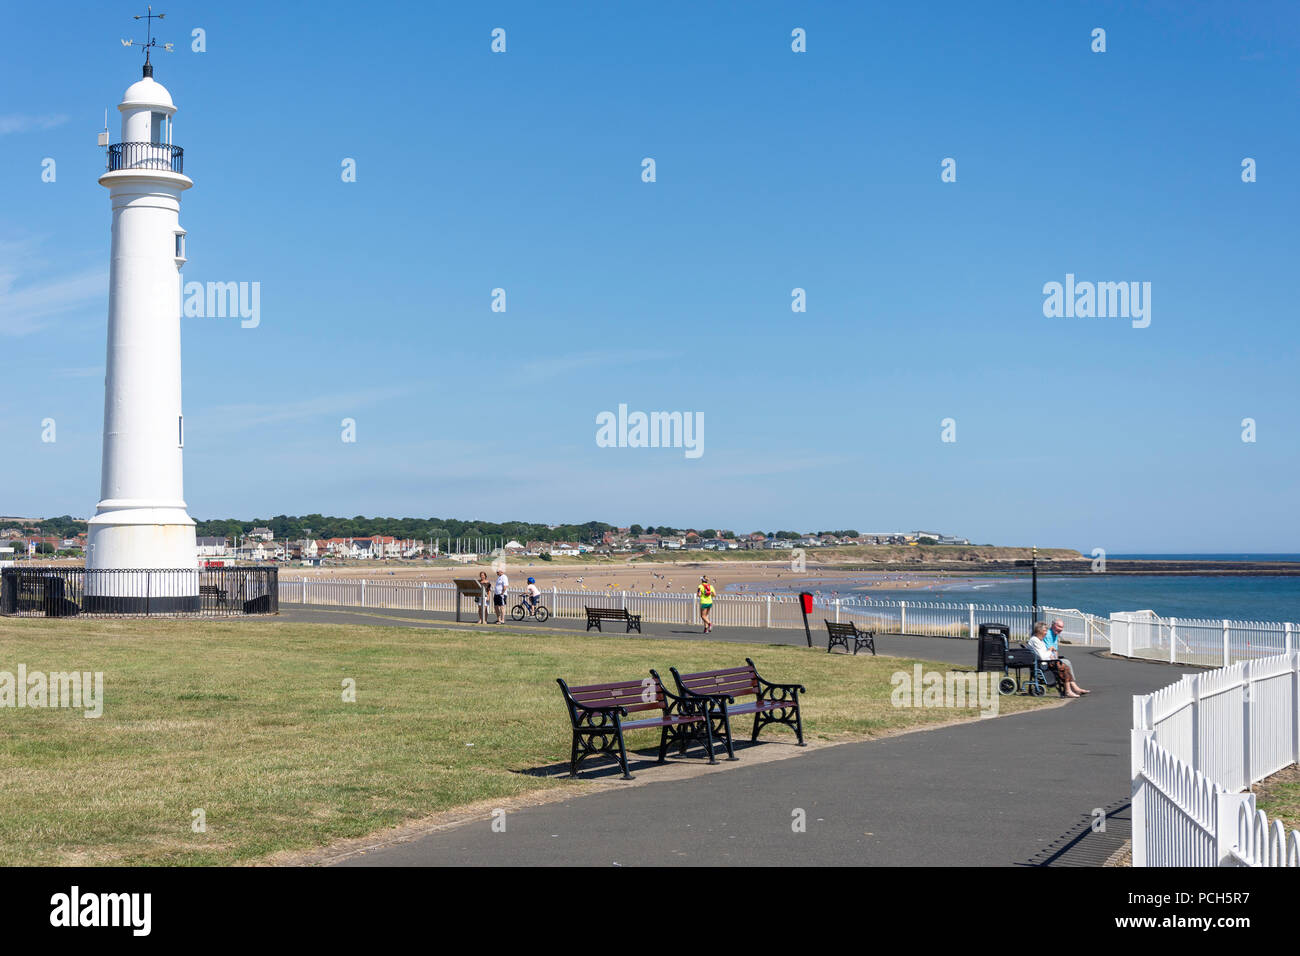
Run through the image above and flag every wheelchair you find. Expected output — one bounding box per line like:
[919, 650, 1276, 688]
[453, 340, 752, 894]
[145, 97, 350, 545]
[975, 624, 1066, 697]
[1001, 643, 1066, 697]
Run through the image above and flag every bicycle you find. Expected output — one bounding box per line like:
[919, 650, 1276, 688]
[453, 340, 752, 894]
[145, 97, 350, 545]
[511, 596, 550, 622]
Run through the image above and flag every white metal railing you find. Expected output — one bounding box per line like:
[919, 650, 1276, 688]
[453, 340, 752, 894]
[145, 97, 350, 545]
[1111, 610, 1296, 667]
[1131, 651, 1300, 866]
[278, 579, 1068, 639]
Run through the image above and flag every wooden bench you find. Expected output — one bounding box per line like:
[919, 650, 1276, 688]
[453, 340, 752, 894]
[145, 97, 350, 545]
[199, 584, 228, 607]
[668, 658, 806, 759]
[585, 605, 642, 633]
[825, 620, 875, 655]
[556, 673, 715, 779]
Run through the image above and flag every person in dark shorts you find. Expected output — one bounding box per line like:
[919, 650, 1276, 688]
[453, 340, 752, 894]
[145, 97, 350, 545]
[493, 568, 509, 624]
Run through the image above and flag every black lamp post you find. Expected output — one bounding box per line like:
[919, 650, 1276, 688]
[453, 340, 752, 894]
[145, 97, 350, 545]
[1031, 545, 1039, 629]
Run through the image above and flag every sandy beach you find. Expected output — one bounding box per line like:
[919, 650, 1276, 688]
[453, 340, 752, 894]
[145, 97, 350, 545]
[284, 558, 975, 596]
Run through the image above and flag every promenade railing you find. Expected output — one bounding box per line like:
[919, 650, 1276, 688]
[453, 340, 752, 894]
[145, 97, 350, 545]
[278, 579, 1114, 643]
[1111, 610, 1296, 667]
[1131, 651, 1300, 866]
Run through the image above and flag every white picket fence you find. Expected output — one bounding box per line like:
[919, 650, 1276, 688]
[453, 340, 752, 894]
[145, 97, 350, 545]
[277, 578, 1111, 642]
[1111, 610, 1296, 667]
[1131, 651, 1300, 866]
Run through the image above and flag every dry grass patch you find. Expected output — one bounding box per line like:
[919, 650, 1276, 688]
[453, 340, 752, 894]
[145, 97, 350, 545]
[1253, 764, 1300, 832]
[0, 616, 1048, 865]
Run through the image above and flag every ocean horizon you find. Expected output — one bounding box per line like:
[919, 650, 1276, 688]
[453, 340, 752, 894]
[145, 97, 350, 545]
[735, 556, 1300, 624]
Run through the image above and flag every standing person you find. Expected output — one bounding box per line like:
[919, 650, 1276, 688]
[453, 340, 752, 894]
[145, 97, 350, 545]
[1045, 619, 1089, 693]
[493, 567, 509, 624]
[475, 570, 490, 624]
[698, 575, 715, 633]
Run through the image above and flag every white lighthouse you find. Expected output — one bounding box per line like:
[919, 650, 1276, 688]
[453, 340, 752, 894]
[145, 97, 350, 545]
[85, 56, 198, 612]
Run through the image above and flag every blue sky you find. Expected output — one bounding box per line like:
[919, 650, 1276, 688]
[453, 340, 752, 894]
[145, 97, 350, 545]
[1, 1, 1297, 550]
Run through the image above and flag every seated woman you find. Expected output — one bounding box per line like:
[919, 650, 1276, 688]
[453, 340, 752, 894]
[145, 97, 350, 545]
[1028, 622, 1088, 698]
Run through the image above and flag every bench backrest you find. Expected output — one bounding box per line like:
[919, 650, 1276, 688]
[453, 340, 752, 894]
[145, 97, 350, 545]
[559, 676, 664, 718]
[825, 620, 858, 636]
[674, 664, 759, 699]
[585, 606, 627, 617]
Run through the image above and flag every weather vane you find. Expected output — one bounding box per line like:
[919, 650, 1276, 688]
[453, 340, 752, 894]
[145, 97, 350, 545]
[120, 6, 174, 72]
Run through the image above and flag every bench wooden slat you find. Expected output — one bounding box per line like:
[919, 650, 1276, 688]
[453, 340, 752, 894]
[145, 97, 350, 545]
[678, 676, 758, 694]
[572, 699, 662, 714]
[676, 665, 753, 679]
[622, 714, 705, 730]
[569, 678, 650, 693]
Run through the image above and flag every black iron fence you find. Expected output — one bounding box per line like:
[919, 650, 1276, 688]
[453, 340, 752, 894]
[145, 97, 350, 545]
[0, 567, 277, 618]
[107, 141, 185, 174]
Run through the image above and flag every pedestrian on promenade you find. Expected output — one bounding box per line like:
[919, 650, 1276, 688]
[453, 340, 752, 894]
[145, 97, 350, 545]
[476, 570, 490, 624]
[493, 567, 509, 624]
[698, 575, 716, 633]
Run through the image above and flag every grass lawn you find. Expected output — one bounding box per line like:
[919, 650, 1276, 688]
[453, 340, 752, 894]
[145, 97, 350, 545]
[0, 616, 1048, 865]
[1254, 764, 1300, 833]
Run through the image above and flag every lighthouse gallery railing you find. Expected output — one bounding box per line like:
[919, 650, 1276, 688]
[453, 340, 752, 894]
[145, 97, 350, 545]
[107, 141, 185, 174]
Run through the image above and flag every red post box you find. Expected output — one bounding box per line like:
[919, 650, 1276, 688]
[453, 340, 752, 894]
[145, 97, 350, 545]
[798, 591, 814, 647]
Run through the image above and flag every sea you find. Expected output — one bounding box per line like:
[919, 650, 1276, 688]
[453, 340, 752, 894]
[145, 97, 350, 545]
[730, 555, 1300, 624]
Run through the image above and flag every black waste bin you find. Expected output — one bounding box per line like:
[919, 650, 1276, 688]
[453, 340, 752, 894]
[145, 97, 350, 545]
[976, 622, 1011, 671]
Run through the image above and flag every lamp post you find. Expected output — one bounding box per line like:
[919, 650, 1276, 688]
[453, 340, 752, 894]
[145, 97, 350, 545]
[1031, 545, 1039, 628]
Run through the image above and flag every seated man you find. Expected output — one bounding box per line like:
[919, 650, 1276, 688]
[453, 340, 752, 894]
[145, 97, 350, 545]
[1028, 622, 1087, 698]
[1044, 618, 1089, 694]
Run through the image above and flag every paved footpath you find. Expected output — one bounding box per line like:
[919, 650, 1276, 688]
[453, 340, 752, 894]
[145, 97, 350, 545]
[279, 603, 1193, 866]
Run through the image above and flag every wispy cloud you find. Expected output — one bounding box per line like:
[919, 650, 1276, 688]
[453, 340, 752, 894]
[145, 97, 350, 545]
[0, 114, 69, 135]
[513, 348, 678, 387]
[0, 266, 107, 337]
[192, 386, 417, 432]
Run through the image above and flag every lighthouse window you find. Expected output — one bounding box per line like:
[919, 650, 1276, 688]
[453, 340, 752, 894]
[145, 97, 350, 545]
[175, 234, 185, 259]
[151, 112, 164, 143]
[178, 415, 184, 448]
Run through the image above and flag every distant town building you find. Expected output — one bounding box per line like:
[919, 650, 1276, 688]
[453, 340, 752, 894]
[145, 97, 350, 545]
[196, 536, 229, 557]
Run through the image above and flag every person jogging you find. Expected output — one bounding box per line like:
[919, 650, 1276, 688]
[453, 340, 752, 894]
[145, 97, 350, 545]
[698, 575, 716, 633]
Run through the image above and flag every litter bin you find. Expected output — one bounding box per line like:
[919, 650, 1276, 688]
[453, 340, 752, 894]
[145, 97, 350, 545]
[976, 622, 1011, 671]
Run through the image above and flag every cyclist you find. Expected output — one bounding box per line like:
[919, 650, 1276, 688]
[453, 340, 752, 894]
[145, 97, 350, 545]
[524, 577, 541, 615]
